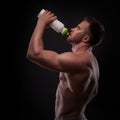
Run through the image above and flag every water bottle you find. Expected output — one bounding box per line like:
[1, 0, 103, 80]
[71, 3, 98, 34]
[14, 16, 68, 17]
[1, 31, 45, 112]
[37, 9, 69, 36]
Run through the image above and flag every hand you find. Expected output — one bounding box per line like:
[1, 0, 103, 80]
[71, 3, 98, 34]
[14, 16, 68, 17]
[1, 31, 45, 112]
[37, 10, 57, 28]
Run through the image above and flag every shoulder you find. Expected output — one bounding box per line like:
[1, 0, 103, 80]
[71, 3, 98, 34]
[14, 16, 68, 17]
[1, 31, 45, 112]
[58, 51, 92, 72]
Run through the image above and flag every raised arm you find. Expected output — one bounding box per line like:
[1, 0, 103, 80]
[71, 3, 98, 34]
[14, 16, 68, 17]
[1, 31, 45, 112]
[26, 10, 57, 56]
[26, 10, 90, 73]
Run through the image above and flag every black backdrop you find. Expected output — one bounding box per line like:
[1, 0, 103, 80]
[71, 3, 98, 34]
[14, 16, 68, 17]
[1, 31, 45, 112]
[10, 0, 120, 120]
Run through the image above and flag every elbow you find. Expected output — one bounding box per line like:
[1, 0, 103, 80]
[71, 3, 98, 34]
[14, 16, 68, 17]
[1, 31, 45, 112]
[26, 49, 42, 61]
[26, 51, 31, 60]
[26, 50, 37, 61]
[26, 50, 33, 60]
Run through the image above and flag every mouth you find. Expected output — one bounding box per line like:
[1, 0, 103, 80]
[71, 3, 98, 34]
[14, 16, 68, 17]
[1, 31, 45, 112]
[67, 33, 71, 40]
[68, 32, 71, 36]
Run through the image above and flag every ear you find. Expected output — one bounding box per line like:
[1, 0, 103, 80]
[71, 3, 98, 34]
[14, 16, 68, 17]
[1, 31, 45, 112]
[82, 35, 91, 43]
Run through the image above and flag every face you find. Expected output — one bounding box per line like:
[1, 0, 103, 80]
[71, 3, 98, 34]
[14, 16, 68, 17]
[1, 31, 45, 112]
[67, 21, 90, 44]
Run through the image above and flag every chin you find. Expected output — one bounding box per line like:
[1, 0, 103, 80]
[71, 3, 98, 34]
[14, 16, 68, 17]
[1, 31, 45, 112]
[66, 37, 71, 42]
[66, 39, 74, 45]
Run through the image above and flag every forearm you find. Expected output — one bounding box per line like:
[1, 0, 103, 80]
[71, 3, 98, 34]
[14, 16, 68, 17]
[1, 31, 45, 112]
[26, 10, 62, 71]
[27, 20, 46, 56]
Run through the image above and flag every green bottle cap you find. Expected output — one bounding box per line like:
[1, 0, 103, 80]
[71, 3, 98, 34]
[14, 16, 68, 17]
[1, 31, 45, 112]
[61, 28, 69, 36]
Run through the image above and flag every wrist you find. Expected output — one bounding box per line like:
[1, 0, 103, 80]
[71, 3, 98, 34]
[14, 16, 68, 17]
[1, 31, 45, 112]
[37, 20, 47, 29]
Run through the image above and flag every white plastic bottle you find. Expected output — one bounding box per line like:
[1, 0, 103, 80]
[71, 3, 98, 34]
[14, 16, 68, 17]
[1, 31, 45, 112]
[37, 9, 69, 36]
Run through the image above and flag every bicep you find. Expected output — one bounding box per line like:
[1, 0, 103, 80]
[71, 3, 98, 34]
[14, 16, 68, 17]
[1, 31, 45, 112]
[28, 50, 60, 71]
[29, 50, 89, 72]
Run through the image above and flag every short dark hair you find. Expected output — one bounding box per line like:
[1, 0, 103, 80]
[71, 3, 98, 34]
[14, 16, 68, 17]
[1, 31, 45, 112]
[84, 16, 105, 47]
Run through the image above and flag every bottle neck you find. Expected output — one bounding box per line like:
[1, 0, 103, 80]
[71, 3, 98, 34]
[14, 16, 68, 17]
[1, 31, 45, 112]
[61, 28, 69, 36]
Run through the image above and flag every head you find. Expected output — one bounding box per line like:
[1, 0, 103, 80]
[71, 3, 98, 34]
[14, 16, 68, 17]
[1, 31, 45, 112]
[67, 16, 105, 47]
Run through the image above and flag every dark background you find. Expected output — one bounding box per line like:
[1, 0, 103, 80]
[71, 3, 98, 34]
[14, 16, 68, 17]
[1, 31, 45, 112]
[10, 0, 120, 120]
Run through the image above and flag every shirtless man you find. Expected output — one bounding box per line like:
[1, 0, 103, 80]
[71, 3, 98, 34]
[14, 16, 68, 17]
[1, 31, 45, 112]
[26, 9, 105, 120]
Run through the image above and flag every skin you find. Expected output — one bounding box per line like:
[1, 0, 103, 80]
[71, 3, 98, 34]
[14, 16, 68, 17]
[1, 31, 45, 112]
[26, 10, 99, 119]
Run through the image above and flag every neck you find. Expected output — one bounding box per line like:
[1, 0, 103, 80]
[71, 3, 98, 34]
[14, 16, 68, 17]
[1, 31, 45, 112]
[72, 42, 92, 53]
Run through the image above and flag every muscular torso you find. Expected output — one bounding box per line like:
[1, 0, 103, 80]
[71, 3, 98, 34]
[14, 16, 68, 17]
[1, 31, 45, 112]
[55, 54, 99, 119]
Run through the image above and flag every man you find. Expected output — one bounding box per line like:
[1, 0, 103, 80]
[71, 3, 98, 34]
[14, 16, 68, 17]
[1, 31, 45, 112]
[26, 9, 105, 120]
